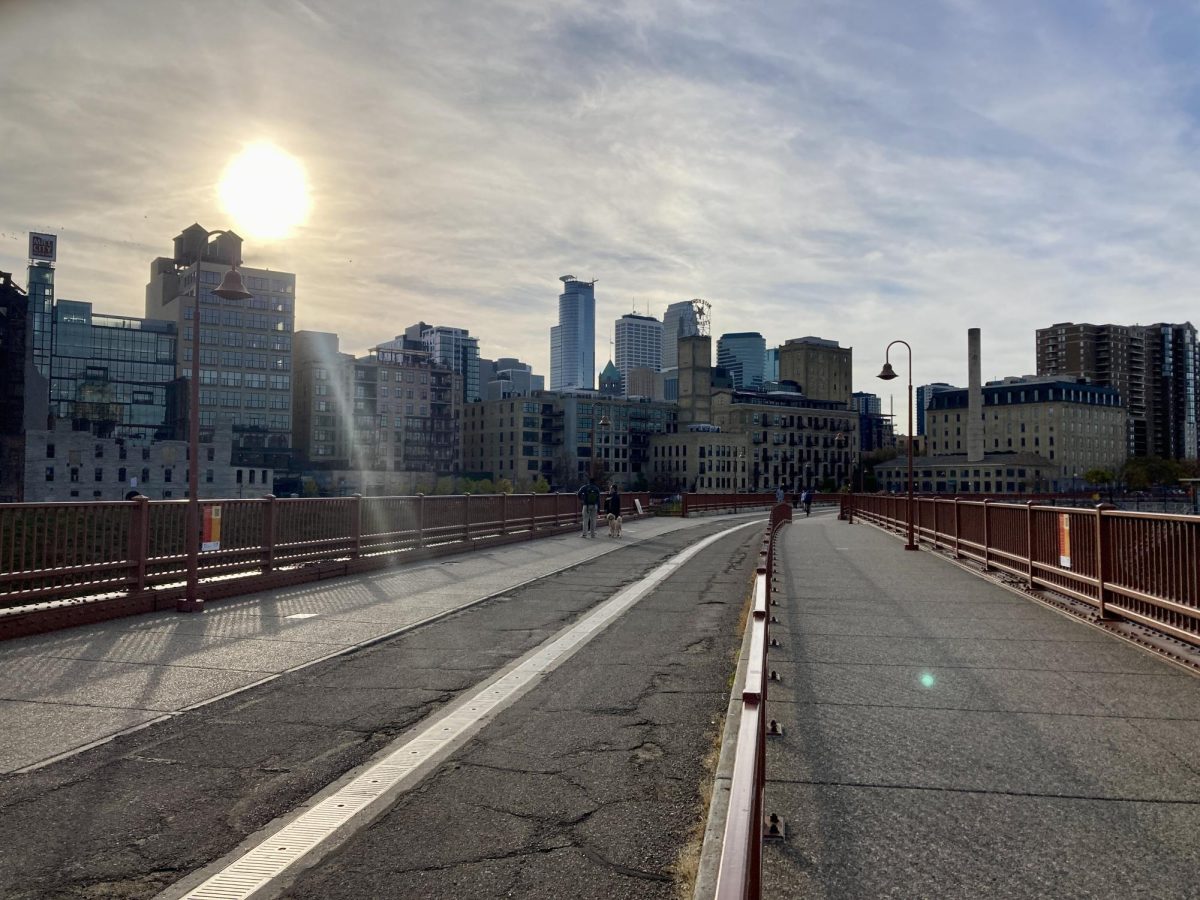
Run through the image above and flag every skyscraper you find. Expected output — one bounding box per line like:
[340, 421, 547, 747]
[662, 300, 702, 370]
[614, 313, 662, 388]
[716, 332, 766, 390]
[550, 275, 595, 390]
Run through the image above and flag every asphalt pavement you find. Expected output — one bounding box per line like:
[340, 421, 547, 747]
[764, 512, 1200, 899]
[0, 514, 764, 899]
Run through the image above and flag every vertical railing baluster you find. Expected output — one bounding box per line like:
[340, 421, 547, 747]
[1095, 503, 1114, 619]
[351, 494, 363, 559]
[262, 494, 276, 573]
[981, 499, 991, 571]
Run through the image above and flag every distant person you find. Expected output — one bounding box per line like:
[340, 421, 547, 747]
[775, 485, 785, 504]
[802, 488, 813, 517]
[577, 477, 601, 538]
[604, 484, 623, 537]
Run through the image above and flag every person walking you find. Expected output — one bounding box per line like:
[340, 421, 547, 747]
[802, 488, 813, 517]
[577, 477, 601, 538]
[775, 485, 785, 504]
[604, 483, 623, 537]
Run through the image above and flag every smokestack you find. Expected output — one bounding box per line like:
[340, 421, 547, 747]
[967, 328, 984, 463]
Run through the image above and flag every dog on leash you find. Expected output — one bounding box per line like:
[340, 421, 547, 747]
[606, 512, 622, 537]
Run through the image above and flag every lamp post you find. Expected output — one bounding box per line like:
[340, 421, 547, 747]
[878, 341, 918, 551]
[179, 236, 253, 613]
[588, 407, 610, 483]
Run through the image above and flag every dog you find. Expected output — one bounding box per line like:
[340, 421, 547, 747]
[606, 512, 623, 537]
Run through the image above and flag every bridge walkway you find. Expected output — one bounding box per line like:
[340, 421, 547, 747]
[765, 511, 1200, 897]
[0, 512, 764, 899]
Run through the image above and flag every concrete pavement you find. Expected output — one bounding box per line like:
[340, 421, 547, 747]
[764, 511, 1200, 898]
[0, 511, 755, 775]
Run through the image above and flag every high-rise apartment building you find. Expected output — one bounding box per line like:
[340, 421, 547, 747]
[778, 336, 852, 406]
[614, 313, 662, 387]
[404, 322, 480, 403]
[1146, 323, 1198, 460]
[662, 300, 702, 370]
[549, 276, 595, 390]
[716, 332, 766, 390]
[146, 225, 296, 469]
[1036, 323, 1147, 456]
[915, 383, 959, 435]
[1037, 321, 1197, 459]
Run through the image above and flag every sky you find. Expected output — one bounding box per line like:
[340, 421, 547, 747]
[3, 0, 1200, 426]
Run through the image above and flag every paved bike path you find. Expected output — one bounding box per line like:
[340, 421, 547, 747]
[764, 513, 1200, 898]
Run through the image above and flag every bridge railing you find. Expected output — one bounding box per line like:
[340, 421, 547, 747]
[714, 502, 791, 899]
[0, 491, 650, 638]
[849, 494, 1200, 649]
[682, 492, 841, 516]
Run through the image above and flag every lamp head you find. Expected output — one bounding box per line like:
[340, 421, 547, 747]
[213, 267, 253, 301]
[876, 362, 898, 381]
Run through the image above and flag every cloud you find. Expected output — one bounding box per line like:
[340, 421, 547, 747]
[2, 0, 1200, 424]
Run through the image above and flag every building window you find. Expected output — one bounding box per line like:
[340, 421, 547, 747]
[95, 468, 103, 482]
[45, 466, 54, 482]
[205, 469, 214, 483]
[70, 468, 79, 483]
[46, 442, 55, 459]
[164, 468, 173, 483]
[118, 467, 126, 483]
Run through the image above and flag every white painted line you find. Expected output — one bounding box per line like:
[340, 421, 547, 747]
[168, 519, 762, 900]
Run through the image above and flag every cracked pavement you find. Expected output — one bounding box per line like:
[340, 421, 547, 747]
[0, 519, 762, 899]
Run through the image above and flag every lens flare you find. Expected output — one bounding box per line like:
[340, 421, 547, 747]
[919, 672, 936, 688]
[218, 142, 311, 240]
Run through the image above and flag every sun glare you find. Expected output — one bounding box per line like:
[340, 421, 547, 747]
[218, 142, 311, 240]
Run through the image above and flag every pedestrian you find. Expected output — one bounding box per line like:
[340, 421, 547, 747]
[577, 477, 601, 538]
[775, 485, 785, 504]
[604, 483, 623, 537]
[802, 488, 813, 517]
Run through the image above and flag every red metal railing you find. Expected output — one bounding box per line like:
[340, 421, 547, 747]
[715, 502, 791, 899]
[682, 492, 841, 516]
[849, 494, 1200, 649]
[0, 492, 650, 638]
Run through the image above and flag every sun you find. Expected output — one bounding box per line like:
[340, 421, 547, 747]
[217, 142, 311, 240]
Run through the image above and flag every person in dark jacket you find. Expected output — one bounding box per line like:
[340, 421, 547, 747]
[604, 484, 622, 537]
[578, 477, 601, 538]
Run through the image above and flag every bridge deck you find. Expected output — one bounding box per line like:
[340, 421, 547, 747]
[766, 512, 1200, 897]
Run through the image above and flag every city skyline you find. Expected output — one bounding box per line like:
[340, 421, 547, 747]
[4, 1, 1200, 411]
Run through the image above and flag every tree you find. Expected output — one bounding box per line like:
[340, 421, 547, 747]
[1082, 468, 1114, 487]
[530, 475, 550, 494]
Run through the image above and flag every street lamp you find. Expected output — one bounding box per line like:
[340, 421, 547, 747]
[589, 409, 610, 483]
[878, 341, 918, 551]
[179, 237, 253, 613]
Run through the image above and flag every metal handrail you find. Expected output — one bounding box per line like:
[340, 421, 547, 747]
[0, 492, 651, 620]
[714, 503, 791, 899]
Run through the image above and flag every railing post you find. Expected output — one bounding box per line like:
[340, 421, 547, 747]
[262, 494, 277, 574]
[681, 492, 690, 517]
[1095, 503, 1115, 620]
[1025, 500, 1035, 588]
[464, 493, 472, 544]
[351, 493, 363, 559]
[417, 493, 425, 548]
[501, 491, 508, 535]
[528, 493, 536, 540]
[127, 495, 150, 594]
[953, 497, 962, 559]
[553, 492, 561, 528]
[981, 499, 991, 571]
